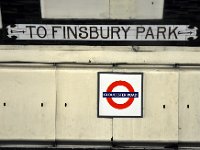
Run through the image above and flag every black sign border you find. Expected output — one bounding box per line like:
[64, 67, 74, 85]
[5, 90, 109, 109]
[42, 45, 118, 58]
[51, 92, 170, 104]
[1, 20, 199, 46]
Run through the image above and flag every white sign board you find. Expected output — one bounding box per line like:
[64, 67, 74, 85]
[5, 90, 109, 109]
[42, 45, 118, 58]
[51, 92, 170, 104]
[7, 24, 198, 41]
[98, 72, 143, 117]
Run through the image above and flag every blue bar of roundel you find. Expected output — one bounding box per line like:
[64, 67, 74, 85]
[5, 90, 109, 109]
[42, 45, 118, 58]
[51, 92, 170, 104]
[103, 92, 139, 98]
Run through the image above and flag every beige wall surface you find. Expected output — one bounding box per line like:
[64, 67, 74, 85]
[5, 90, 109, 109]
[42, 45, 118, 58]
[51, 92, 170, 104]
[0, 45, 199, 144]
[41, 0, 164, 19]
[41, 0, 109, 19]
[179, 70, 200, 142]
[110, 0, 164, 19]
[0, 67, 56, 141]
[56, 68, 112, 141]
[113, 69, 178, 142]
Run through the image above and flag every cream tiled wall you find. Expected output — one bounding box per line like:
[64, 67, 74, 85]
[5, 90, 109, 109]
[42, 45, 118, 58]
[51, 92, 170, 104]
[179, 70, 200, 142]
[41, 0, 164, 19]
[110, 0, 164, 19]
[56, 68, 112, 141]
[113, 69, 178, 142]
[0, 67, 56, 141]
[0, 56, 200, 143]
[41, 0, 109, 19]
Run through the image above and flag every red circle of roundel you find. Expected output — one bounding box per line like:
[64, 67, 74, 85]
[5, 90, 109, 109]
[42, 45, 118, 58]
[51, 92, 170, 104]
[106, 80, 135, 109]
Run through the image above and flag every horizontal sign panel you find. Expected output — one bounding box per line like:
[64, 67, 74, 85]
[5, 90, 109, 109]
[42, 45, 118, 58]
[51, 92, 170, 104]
[7, 24, 197, 41]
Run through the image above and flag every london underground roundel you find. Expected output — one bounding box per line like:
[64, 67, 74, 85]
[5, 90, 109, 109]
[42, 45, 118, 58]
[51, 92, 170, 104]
[98, 72, 143, 117]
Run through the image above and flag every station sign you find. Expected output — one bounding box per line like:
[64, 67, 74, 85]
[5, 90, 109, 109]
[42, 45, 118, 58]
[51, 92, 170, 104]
[98, 72, 143, 117]
[6, 24, 198, 42]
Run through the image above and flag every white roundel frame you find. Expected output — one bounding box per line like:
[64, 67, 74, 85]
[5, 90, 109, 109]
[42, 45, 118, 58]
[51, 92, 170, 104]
[98, 72, 143, 118]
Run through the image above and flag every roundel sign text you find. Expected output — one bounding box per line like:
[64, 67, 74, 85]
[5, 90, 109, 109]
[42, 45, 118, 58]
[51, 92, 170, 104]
[98, 72, 143, 117]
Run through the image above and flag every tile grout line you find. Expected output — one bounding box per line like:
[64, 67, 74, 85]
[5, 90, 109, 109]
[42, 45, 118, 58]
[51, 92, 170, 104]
[109, 0, 111, 19]
[54, 64, 58, 146]
[177, 68, 180, 145]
